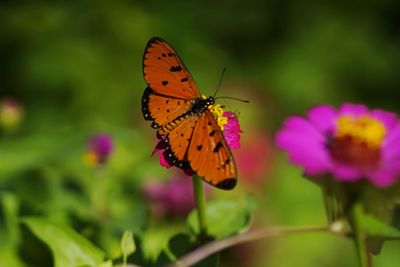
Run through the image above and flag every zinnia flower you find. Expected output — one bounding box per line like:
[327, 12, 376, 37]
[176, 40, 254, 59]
[153, 104, 242, 174]
[276, 103, 400, 187]
[83, 133, 114, 167]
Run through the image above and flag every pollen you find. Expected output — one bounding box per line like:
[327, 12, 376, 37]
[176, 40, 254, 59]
[208, 103, 228, 130]
[335, 115, 386, 148]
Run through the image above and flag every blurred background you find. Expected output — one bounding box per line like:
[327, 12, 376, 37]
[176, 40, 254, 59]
[1, 1, 400, 266]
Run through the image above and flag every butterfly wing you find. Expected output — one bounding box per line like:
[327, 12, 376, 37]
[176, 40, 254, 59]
[143, 37, 201, 99]
[187, 111, 237, 190]
[142, 37, 237, 190]
[142, 87, 192, 128]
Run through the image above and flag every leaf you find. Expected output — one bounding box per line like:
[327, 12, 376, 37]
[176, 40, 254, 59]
[360, 213, 400, 239]
[352, 203, 400, 255]
[121, 230, 135, 265]
[21, 217, 105, 267]
[1, 192, 20, 243]
[158, 233, 219, 267]
[97, 260, 113, 267]
[187, 195, 255, 239]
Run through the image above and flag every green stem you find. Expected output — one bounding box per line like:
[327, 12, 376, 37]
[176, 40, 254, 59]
[352, 203, 371, 267]
[192, 175, 207, 237]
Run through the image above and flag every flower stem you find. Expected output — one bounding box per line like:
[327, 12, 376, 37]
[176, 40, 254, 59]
[192, 175, 207, 237]
[352, 203, 371, 267]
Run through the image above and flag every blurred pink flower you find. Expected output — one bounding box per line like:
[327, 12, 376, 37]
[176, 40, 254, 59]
[276, 103, 400, 187]
[142, 175, 211, 217]
[234, 131, 274, 186]
[83, 133, 114, 167]
[0, 97, 24, 132]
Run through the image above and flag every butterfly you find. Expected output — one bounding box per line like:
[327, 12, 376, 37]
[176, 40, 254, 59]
[141, 37, 237, 190]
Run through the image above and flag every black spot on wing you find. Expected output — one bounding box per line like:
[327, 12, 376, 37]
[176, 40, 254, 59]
[197, 145, 203, 151]
[216, 178, 237, 190]
[209, 130, 216, 137]
[181, 77, 188, 82]
[162, 80, 168, 86]
[213, 142, 223, 152]
[170, 66, 182, 72]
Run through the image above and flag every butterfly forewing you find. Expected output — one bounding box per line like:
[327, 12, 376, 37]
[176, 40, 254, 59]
[143, 37, 201, 99]
[187, 111, 237, 189]
[142, 87, 192, 127]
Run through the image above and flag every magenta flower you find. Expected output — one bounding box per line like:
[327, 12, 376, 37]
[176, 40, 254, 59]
[83, 133, 114, 167]
[153, 111, 242, 174]
[223, 111, 242, 149]
[276, 103, 400, 187]
[142, 175, 211, 216]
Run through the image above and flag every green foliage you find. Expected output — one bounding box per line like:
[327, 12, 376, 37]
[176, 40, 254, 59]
[21, 217, 105, 267]
[120, 230, 135, 265]
[187, 195, 255, 239]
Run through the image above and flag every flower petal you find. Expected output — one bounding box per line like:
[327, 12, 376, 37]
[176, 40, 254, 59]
[371, 109, 398, 132]
[330, 162, 362, 181]
[276, 117, 331, 175]
[307, 104, 337, 134]
[160, 152, 173, 168]
[338, 103, 369, 116]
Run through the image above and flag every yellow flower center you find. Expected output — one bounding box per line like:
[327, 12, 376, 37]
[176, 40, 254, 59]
[83, 150, 99, 167]
[202, 95, 228, 130]
[335, 115, 386, 148]
[329, 115, 386, 168]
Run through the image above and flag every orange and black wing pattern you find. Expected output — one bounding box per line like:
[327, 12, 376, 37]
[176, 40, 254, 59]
[142, 37, 237, 190]
[187, 111, 237, 189]
[143, 37, 200, 99]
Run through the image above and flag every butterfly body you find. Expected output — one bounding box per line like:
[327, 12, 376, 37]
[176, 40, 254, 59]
[142, 37, 237, 190]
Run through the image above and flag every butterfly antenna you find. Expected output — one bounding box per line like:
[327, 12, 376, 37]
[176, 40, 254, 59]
[214, 96, 250, 103]
[213, 68, 226, 98]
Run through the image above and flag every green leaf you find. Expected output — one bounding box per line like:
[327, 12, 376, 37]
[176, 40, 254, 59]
[22, 217, 105, 267]
[187, 195, 255, 239]
[97, 260, 113, 267]
[1, 192, 20, 243]
[159, 233, 219, 267]
[352, 203, 400, 255]
[120, 230, 135, 265]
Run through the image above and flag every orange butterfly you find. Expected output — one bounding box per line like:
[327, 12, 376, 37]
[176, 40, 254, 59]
[142, 37, 237, 190]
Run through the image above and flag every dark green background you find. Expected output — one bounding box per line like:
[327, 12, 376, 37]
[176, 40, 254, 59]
[1, 1, 400, 266]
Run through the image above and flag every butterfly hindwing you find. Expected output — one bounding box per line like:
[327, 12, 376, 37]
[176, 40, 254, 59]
[167, 115, 199, 160]
[187, 111, 237, 190]
[143, 37, 201, 99]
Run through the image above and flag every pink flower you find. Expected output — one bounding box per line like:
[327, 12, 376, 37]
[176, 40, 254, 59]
[276, 103, 400, 188]
[142, 175, 211, 217]
[154, 111, 242, 174]
[223, 111, 242, 149]
[235, 131, 274, 186]
[83, 133, 114, 167]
